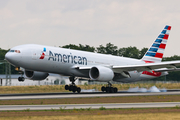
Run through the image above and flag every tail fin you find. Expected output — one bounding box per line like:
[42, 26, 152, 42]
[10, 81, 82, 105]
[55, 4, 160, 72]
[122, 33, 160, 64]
[141, 25, 171, 63]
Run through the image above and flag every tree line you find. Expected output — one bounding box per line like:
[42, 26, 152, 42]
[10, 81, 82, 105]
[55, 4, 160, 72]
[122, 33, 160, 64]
[62, 43, 148, 59]
[0, 43, 180, 81]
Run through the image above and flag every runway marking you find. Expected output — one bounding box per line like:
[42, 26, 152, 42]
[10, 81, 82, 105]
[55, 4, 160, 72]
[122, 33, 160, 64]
[0, 102, 180, 111]
[1, 91, 180, 100]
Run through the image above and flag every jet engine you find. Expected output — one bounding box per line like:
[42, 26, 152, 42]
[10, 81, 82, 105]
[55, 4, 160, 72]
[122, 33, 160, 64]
[89, 66, 114, 82]
[25, 70, 49, 80]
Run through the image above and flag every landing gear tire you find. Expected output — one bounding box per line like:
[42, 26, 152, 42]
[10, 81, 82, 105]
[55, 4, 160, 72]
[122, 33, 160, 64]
[72, 87, 76, 93]
[18, 77, 25, 82]
[64, 76, 81, 93]
[101, 82, 118, 93]
[77, 87, 81, 93]
[114, 87, 118, 93]
[65, 84, 81, 93]
[65, 85, 69, 90]
[104, 87, 117, 93]
[73, 86, 77, 92]
[105, 87, 110, 93]
[69, 85, 73, 91]
[101, 86, 105, 92]
[110, 87, 114, 93]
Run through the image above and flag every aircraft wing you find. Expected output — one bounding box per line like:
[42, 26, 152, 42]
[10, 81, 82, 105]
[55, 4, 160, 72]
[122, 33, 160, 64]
[73, 60, 180, 74]
[112, 60, 180, 73]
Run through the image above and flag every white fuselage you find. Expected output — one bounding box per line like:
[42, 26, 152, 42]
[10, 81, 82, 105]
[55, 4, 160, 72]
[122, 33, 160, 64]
[5, 44, 167, 83]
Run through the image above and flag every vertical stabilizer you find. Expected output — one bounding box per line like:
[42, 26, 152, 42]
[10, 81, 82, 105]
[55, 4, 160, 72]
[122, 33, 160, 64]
[141, 25, 171, 63]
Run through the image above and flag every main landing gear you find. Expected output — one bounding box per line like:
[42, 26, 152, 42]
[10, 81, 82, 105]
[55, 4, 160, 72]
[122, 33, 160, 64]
[65, 76, 81, 93]
[101, 82, 118, 93]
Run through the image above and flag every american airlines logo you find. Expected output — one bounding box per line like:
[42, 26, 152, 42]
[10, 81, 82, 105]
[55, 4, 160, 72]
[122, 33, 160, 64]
[48, 51, 87, 65]
[39, 48, 46, 59]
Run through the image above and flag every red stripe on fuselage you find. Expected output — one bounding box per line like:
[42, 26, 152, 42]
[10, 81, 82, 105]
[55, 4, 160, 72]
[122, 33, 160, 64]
[142, 71, 161, 77]
[143, 60, 154, 63]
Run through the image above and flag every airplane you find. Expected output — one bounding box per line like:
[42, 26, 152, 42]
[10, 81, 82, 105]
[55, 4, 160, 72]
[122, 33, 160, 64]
[5, 25, 180, 93]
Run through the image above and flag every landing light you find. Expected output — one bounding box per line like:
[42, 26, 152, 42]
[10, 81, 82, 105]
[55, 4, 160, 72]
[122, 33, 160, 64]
[15, 67, 20, 71]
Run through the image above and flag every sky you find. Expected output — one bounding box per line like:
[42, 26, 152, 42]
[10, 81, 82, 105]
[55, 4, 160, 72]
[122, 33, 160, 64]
[0, 0, 180, 57]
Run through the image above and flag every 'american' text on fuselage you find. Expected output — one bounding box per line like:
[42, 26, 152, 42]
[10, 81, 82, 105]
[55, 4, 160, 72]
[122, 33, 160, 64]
[48, 51, 87, 65]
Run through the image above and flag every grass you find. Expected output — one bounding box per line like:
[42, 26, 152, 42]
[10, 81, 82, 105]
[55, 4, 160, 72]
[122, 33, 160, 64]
[1, 108, 180, 119]
[1, 114, 180, 120]
[0, 82, 180, 94]
[1, 83, 180, 119]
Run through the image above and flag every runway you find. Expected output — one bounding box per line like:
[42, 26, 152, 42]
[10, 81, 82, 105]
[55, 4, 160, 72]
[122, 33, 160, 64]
[0, 102, 180, 111]
[0, 90, 180, 100]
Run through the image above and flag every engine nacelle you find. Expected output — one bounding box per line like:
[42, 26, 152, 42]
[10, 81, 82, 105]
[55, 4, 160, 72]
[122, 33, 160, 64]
[25, 70, 49, 80]
[89, 66, 114, 82]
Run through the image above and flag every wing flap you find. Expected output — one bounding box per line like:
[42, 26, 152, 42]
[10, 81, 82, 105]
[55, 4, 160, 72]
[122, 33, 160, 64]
[154, 68, 180, 72]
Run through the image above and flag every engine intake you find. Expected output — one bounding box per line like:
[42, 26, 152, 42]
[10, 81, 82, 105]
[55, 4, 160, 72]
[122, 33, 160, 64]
[25, 70, 49, 80]
[89, 66, 114, 82]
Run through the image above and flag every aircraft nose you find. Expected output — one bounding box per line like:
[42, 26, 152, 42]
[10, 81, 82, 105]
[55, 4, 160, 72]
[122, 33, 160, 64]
[5, 52, 11, 62]
[5, 52, 21, 66]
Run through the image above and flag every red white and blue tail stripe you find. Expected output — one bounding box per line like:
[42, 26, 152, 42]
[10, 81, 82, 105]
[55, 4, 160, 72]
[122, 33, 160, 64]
[141, 25, 171, 63]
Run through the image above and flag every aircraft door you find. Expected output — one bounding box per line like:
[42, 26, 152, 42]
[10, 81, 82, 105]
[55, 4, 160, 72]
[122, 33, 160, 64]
[32, 50, 37, 60]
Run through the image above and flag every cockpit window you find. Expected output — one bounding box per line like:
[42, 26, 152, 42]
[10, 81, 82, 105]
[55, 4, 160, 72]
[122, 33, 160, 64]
[9, 50, 21, 53]
[9, 50, 15, 52]
[15, 50, 20, 53]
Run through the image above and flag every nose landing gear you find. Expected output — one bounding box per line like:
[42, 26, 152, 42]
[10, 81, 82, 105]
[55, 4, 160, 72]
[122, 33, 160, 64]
[101, 82, 118, 93]
[18, 77, 25, 82]
[65, 76, 81, 93]
[15, 67, 25, 82]
[18, 71, 25, 82]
